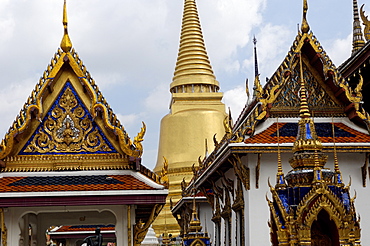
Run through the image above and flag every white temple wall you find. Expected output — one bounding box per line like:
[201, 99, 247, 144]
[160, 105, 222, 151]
[245, 152, 274, 246]
[214, 177, 224, 246]
[198, 202, 213, 241]
[3, 205, 129, 246]
[333, 152, 370, 244]
[244, 151, 370, 245]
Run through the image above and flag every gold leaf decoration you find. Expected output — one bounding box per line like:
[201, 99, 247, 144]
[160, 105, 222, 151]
[22, 84, 114, 154]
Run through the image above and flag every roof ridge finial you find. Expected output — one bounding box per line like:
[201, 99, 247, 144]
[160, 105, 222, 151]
[352, 0, 365, 55]
[60, 0, 72, 52]
[253, 36, 259, 78]
[301, 0, 310, 33]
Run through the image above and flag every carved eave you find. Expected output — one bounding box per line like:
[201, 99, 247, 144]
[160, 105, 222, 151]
[0, 48, 145, 171]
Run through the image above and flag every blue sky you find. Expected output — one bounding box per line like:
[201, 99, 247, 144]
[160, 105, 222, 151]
[0, 0, 366, 169]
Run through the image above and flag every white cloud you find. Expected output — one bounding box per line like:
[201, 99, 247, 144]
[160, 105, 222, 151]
[0, 78, 35, 137]
[144, 83, 171, 114]
[255, 23, 293, 79]
[223, 86, 248, 121]
[0, 0, 358, 170]
[325, 34, 352, 66]
[199, 0, 266, 74]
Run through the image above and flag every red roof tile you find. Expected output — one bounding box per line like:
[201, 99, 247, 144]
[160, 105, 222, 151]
[54, 225, 115, 233]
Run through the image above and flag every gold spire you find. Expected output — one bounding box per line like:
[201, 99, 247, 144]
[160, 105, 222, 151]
[276, 118, 285, 188]
[60, 0, 72, 52]
[352, 0, 365, 55]
[298, 53, 310, 118]
[170, 0, 219, 90]
[290, 52, 327, 169]
[301, 0, 310, 33]
[188, 189, 202, 234]
[331, 117, 342, 184]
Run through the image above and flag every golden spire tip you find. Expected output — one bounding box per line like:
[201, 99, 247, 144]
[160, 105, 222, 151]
[60, 0, 72, 52]
[301, 0, 310, 33]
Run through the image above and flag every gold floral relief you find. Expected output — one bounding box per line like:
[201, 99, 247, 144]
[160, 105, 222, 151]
[22, 85, 114, 154]
[273, 63, 339, 109]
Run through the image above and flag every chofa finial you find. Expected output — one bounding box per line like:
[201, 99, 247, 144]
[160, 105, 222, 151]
[301, 0, 310, 33]
[60, 0, 72, 52]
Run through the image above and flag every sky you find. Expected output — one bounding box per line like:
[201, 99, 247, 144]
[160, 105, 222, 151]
[0, 0, 366, 170]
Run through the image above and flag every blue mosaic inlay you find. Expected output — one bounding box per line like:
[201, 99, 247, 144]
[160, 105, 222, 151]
[271, 123, 356, 138]
[20, 82, 117, 155]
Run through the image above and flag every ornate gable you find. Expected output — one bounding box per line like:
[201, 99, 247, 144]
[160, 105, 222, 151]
[271, 60, 343, 116]
[0, 5, 146, 172]
[20, 82, 117, 155]
[230, 9, 370, 143]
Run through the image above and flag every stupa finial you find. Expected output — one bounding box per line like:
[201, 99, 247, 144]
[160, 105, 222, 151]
[60, 0, 72, 52]
[171, 0, 219, 91]
[352, 0, 365, 54]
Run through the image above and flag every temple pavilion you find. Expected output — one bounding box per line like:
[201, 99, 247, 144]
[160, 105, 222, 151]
[0, 1, 167, 245]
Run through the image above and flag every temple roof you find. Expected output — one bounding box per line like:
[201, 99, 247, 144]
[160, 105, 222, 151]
[0, 171, 161, 193]
[0, 1, 151, 174]
[231, 6, 370, 144]
[49, 224, 115, 234]
[244, 122, 370, 144]
[0, 170, 167, 207]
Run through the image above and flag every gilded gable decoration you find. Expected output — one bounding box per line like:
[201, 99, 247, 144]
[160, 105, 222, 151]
[0, 45, 145, 161]
[272, 62, 341, 114]
[21, 83, 115, 155]
[228, 5, 370, 145]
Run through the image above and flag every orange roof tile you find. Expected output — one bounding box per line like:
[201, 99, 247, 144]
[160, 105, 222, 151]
[0, 175, 154, 193]
[244, 122, 370, 144]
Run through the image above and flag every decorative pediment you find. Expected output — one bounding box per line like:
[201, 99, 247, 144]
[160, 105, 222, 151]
[271, 60, 343, 116]
[20, 82, 116, 155]
[231, 30, 370, 143]
[0, 47, 146, 171]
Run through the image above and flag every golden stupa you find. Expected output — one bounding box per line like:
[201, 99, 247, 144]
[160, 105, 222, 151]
[153, 0, 226, 236]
